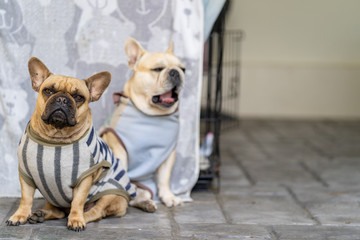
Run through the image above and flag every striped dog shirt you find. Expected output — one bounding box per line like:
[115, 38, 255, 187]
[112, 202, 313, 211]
[18, 123, 136, 208]
[104, 94, 179, 197]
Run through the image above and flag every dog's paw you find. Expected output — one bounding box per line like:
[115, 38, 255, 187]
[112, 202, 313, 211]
[143, 200, 158, 213]
[160, 193, 183, 208]
[28, 210, 45, 224]
[130, 199, 158, 213]
[67, 214, 86, 232]
[6, 213, 29, 226]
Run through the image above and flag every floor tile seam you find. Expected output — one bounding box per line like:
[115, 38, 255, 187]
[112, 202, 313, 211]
[29, 227, 40, 240]
[17, 225, 173, 230]
[298, 161, 329, 188]
[215, 194, 233, 224]
[312, 122, 338, 141]
[264, 122, 290, 142]
[267, 226, 281, 240]
[165, 207, 180, 240]
[242, 128, 272, 160]
[303, 140, 334, 161]
[1, 199, 20, 227]
[228, 148, 256, 186]
[281, 185, 321, 226]
[0, 226, 39, 240]
[257, 122, 326, 156]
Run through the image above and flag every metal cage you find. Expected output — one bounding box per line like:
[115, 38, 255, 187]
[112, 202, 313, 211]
[194, 2, 243, 190]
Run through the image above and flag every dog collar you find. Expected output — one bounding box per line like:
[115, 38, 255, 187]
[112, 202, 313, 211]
[26, 123, 92, 147]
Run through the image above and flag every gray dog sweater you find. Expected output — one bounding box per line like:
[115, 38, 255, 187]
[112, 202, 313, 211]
[18, 123, 136, 208]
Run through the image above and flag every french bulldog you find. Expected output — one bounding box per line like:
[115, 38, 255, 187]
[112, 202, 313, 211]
[101, 38, 185, 212]
[6, 57, 136, 231]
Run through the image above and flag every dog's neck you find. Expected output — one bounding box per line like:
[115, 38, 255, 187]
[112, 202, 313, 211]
[30, 111, 92, 144]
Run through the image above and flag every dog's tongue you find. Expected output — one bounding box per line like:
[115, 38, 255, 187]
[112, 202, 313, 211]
[159, 90, 174, 103]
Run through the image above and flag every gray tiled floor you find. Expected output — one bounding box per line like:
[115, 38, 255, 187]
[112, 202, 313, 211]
[2, 119, 360, 239]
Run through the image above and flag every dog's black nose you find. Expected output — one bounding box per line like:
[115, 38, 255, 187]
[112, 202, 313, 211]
[56, 96, 68, 105]
[169, 69, 182, 86]
[169, 69, 180, 78]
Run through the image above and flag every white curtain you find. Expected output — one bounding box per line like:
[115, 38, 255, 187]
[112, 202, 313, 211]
[0, 0, 204, 199]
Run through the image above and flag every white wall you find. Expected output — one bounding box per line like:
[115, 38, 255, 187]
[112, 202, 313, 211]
[225, 0, 360, 119]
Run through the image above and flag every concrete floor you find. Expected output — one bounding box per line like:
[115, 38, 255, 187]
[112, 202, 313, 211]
[1, 119, 360, 239]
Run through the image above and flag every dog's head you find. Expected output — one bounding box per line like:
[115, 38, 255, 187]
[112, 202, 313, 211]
[28, 57, 110, 140]
[124, 38, 185, 115]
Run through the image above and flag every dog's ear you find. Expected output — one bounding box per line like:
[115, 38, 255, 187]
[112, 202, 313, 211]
[85, 71, 111, 102]
[28, 57, 52, 92]
[125, 38, 146, 70]
[166, 40, 174, 54]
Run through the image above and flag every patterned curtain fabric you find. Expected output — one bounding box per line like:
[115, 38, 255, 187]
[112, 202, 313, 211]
[0, 0, 203, 199]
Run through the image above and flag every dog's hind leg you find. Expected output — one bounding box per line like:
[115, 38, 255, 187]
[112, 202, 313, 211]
[28, 202, 66, 224]
[84, 195, 128, 223]
[129, 188, 157, 213]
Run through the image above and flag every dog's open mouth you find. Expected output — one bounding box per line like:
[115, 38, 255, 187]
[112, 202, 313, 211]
[152, 87, 179, 108]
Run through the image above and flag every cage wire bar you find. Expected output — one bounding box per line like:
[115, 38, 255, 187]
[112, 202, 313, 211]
[222, 30, 243, 130]
[194, 0, 243, 190]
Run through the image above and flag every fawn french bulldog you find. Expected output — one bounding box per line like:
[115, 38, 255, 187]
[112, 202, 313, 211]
[101, 38, 185, 212]
[6, 57, 136, 231]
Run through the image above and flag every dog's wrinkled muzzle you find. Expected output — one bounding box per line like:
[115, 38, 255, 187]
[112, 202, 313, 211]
[41, 94, 77, 129]
[152, 69, 183, 108]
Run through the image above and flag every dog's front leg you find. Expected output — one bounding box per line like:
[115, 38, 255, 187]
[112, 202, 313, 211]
[67, 174, 93, 231]
[7, 175, 35, 226]
[156, 150, 183, 207]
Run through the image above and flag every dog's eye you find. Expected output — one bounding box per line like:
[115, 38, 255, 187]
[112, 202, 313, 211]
[152, 67, 164, 72]
[73, 95, 84, 102]
[43, 88, 54, 96]
[181, 68, 186, 73]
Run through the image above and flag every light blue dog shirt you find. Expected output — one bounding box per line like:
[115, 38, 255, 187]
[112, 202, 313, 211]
[104, 95, 179, 197]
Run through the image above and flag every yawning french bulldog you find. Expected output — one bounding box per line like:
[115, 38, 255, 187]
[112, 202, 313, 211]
[101, 38, 186, 212]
